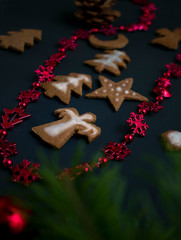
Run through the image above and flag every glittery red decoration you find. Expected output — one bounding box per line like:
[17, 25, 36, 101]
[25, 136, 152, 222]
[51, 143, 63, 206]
[141, 3, 157, 12]
[153, 86, 172, 98]
[45, 51, 66, 68]
[11, 159, 40, 185]
[0, 140, 17, 159]
[104, 141, 131, 161]
[0, 0, 158, 183]
[124, 134, 134, 143]
[75, 162, 92, 175]
[97, 157, 109, 167]
[35, 65, 55, 82]
[100, 25, 117, 36]
[1, 107, 31, 129]
[74, 29, 91, 39]
[138, 101, 163, 114]
[176, 53, 181, 61]
[58, 162, 92, 180]
[140, 12, 156, 23]
[166, 63, 181, 78]
[59, 37, 78, 50]
[17, 89, 41, 103]
[0, 196, 29, 233]
[127, 112, 148, 136]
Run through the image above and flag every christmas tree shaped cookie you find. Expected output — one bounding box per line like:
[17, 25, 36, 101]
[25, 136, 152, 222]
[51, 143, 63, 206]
[40, 73, 92, 104]
[86, 75, 148, 111]
[32, 108, 101, 149]
[85, 50, 130, 76]
[152, 28, 181, 50]
[0, 29, 42, 52]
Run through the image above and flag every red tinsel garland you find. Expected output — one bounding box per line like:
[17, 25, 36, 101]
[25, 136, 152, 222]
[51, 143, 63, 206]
[0, 0, 171, 184]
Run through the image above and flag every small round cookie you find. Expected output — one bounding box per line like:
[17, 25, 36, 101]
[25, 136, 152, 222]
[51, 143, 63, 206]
[161, 130, 181, 151]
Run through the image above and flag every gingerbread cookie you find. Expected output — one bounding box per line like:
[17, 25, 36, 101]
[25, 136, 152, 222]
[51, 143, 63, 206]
[86, 75, 148, 111]
[161, 130, 181, 151]
[40, 73, 92, 104]
[0, 29, 42, 52]
[88, 34, 129, 50]
[151, 28, 181, 50]
[84, 50, 130, 76]
[32, 108, 101, 149]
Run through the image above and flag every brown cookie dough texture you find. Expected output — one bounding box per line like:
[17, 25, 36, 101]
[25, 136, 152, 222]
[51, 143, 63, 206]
[40, 73, 92, 104]
[85, 50, 130, 76]
[32, 108, 101, 149]
[86, 75, 148, 111]
[88, 34, 129, 49]
[161, 130, 181, 151]
[151, 28, 181, 50]
[0, 29, 42, 52]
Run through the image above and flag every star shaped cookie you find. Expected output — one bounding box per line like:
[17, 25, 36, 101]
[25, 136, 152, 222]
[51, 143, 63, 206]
[86, 76, 149, 111]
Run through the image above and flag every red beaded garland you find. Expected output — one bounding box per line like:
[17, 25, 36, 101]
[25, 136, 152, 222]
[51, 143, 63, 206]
[0, 0, 166, 185]
[125, 134, 134, 143]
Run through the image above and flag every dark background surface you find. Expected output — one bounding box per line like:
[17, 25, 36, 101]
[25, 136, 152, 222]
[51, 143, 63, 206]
[0, 0, 181, 194]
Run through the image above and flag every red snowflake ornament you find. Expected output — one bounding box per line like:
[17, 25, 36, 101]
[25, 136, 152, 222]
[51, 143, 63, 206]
[1, 107, 31, 129]
[74, 29, 91, 39]
[100, 25, 117, 36]
[35, 65, 55, 82]
[176, 53, 181, 61]
[17, 89, 41, 103]
[141, 3, 157, 12]
[127, 112, 148, 136]
[138, 101, 163, 114]
[11, 159, 40, 185]
[58, 162, 92, 180]
[149, 102, 163, 112]
[166, 63, 181, 78]
[45, 51, 66, 68]
[104, 141, 131, 161]
[59, 37, 78, 50]
[0, 139, 17, 158]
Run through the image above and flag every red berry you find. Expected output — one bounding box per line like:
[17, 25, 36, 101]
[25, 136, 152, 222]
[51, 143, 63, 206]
[163, 72, 171, 78]
[3, 158, 13, 167]
[0, 129, 7, 137]
[33, 82, 40, 88]
[125, 134, 134, 143]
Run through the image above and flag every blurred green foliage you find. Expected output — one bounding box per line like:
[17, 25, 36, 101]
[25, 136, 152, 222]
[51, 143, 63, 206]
[10, 145, 181, 240]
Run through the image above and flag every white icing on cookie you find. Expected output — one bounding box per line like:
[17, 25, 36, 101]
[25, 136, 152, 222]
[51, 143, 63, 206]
[122, 83, 126, 87]
[115, 98, 119, 102]
[167, 131, 181, 147]
[44, 109, 99, 138]
[51, 74, 90, 93]
[102, 89, 107, 93]
[116, 87, 122, 92]
[110, 88, 114, 91]
[132, 92, 136, 96]
[125, 90, 129, 94]
[93, 50, 126, 69]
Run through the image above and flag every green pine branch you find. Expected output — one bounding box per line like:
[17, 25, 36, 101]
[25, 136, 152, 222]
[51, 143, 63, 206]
[7, 146, 181, 240]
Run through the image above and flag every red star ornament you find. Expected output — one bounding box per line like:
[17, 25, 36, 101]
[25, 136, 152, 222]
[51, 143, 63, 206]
[86, 76, 149, 111]
[1, 107, 31, 129]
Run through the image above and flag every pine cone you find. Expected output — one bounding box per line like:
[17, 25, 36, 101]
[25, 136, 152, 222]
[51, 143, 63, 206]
[74, 0, 121, 26]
